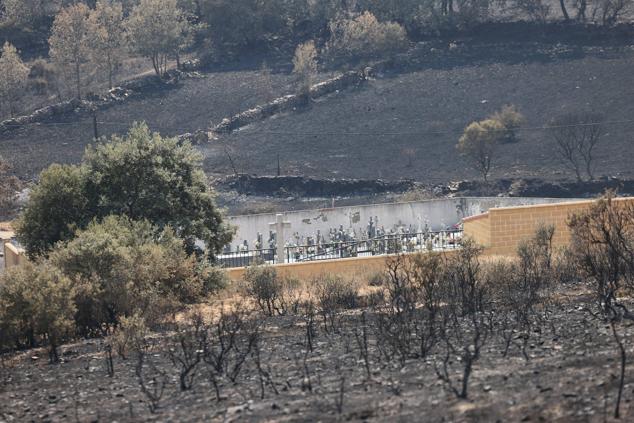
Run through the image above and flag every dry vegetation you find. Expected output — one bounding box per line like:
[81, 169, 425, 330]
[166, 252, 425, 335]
[3, 194, 634, 421]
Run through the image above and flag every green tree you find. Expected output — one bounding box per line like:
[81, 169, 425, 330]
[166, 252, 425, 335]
[457, 119, 505, 182]
[89, 0, 126, 89]
[49, 215, 215, 334]
[0, 42, 29, 117]
[16, 164, 91, 258]
[48, 3, 93, 99]
[0, 155, 22, 218]
[16, 122, 233, 258]
[125, 0, 193, 76]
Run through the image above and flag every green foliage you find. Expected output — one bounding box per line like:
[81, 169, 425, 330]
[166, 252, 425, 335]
[315, 275, 359, 311]
[325, 12, 408, 63]
[457, 118, 505, 181]
[89, 0, 127, 89]
[16, 164, 91, 258]
[490, 104, 525, 143]
[49, 215, 216, 334]
[16, 122, 232, 258]
[125, 0, 194, 76]
[0, 261, 76, 361]
[243, 265, 281, 316]
[0, 155, 21, 217]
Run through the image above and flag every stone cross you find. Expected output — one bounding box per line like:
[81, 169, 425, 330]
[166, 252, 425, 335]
[269, 214, 291, 263]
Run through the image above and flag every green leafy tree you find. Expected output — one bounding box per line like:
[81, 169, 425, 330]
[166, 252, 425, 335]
[0, 42, 29, 117]
[48, 3, 93, 99]
[16, 164, 91, 258]
[125, 0, 193, 76]
[16, 122, 233, 258]
[49, 215, 217, 334]
[457, 119, 505, 182]
[89, 0, 127, 89]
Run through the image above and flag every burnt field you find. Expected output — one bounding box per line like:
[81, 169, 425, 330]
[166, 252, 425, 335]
[0, 68, 303, 180]
[1, 29, 634, 192]
[1, 280, 633, 422]
[204, 43, 634, 184]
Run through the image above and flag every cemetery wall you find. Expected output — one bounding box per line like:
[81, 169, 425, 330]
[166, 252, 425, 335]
[227, 197, 580, 250]
[465, 197, 634, 255]
[463, 213, 490, 245]
[225, 250, 459, 282]
[3, 243, 26, 270]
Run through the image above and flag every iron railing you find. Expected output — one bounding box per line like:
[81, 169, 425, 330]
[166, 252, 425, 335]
[217, 230, 462, 268]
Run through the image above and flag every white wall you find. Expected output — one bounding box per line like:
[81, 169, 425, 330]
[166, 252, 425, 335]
[227, 197, 580, 249]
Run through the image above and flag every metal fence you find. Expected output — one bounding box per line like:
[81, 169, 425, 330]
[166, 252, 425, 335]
[217, 230, 462, 268]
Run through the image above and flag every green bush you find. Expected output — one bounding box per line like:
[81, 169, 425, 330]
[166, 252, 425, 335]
[315, 274, 359, 311]
[243, 265, 282, 315]
[49, 215, 217, 334]
[490, 104, 525, 143]
[325, 12, 408, 63]
[0, 261, 76, 362]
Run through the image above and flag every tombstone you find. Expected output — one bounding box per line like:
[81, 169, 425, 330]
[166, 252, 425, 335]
[269, 214, 291, 264]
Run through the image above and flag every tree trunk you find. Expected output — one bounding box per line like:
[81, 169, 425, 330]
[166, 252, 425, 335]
[610, 321, 626, 419]
[107, 52, 113, 89]
[75, 61, 81, 100]
[577, 0, 587, 22]
[560, 0, 570, 21]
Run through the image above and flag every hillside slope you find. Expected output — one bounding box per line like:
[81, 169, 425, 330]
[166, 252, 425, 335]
[203, 45, 634, 184]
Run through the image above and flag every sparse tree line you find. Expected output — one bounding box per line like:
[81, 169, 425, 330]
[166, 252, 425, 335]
[457, 105, 605, 182]
[2, 0, 633, 117]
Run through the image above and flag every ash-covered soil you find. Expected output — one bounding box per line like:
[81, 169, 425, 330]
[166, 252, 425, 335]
[2, 284, 634, 422]
[0, 69, 303, 180]
[203, 43, 634, 184]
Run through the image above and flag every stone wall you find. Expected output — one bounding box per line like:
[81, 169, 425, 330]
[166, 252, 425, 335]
[212, 70, 368, 135]
[0, 62, 200, 134]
